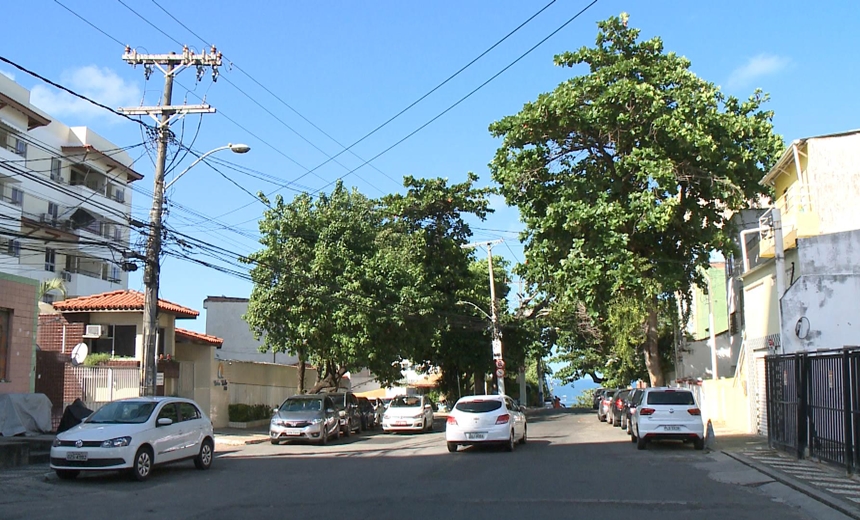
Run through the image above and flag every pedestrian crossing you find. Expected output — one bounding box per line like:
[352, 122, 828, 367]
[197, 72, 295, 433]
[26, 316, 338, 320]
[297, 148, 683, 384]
[742, 450, 860, 504]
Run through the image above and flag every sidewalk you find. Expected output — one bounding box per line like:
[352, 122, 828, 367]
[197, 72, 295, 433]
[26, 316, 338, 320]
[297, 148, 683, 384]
[713, 427, 860, 520]
[214, 427, 269, 446]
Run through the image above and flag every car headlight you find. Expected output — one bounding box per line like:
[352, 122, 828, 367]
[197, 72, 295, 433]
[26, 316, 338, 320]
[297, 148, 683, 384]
[52, 438, 61, 447]
[412, 414, 424, 419]
[383, 414, 391, 420]
[271, 419, 286, 427]
[310, 417, 324, 424]
[100, 436, 131, 448]
[338, 410, 346, 418]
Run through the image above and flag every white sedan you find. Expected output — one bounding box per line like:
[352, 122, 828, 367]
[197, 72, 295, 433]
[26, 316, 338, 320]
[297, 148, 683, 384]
[631, 387, 705, 450]
[445, 395, 527, 452]
[382, 395, 434, 433]
[50, 397, 214, 481]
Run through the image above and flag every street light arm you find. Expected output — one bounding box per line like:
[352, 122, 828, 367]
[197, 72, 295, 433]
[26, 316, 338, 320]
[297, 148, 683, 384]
[456, 300, 492, 322]
[164, 143, 250, 191]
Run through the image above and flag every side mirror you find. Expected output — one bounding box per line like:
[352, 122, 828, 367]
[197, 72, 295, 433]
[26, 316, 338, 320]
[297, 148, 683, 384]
[272, 407, 279, 414]
[157, 417, 173, 427]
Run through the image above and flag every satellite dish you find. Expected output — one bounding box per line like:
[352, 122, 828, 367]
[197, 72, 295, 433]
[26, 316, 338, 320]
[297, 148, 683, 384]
[70, 343, 88, 366]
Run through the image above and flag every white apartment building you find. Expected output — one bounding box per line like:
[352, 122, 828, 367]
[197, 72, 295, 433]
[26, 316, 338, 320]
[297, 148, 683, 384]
[0, 74, 140, 299]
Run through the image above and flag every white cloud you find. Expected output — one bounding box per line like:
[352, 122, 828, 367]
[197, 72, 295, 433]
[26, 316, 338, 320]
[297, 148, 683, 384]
[727, 54, 791, 89]
[0, 69, 15, 80]
[30, 65, 141, 122]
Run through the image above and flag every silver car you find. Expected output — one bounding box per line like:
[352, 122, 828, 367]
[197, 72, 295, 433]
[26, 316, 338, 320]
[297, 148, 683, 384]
[270, 395, 340, 445]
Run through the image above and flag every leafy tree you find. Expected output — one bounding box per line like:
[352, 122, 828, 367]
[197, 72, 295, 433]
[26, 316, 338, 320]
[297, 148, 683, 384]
[489, 14, 783, 385]
[38, 278, 66, 301]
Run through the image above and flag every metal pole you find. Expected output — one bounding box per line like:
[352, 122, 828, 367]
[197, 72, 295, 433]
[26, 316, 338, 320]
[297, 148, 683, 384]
[486, 242, 505, 396]
[706, 270, 718, 380]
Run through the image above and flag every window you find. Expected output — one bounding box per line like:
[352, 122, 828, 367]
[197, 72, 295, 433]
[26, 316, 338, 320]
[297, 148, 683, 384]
[113, 325, 136, 357]
[0, 309, 10, 381]
[44, 248, 56, 272]
[42, 293, 55, 304]
[156, 403, 179, 424]
[113, 187, 125, 203]
[646, 390, 696, 406]
[50, 158, 62, 182]
[454, 399, 503, 413]
[47, 202, 58, 223]
[14, 138, 26, 157]
[10, 188, 23, 206]
[109, 266, 121, 283]
[6, 240, 20, 257]
[113, 227, 122, 243]
[178, 403, 201, 422]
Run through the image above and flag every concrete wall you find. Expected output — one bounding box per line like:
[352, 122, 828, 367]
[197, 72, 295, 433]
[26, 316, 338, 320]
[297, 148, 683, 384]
[204, 297, 299, 365]
[780, 230, 860, 353]
[174, 341, 214, 417]
[683, 378, 752, 434]
[807, 134, 860, 235]
[678, 330, 736, 381]
[0, 272, 38, 393]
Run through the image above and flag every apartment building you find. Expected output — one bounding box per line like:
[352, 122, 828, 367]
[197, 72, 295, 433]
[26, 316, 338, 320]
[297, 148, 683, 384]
[0, 74, 141, 299]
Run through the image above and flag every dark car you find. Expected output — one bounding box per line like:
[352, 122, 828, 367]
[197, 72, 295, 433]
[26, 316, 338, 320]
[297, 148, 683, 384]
[622, 388, 645, 434]
[357, 397, 377, 431]
[592, 388, 606, 410]
[609, 389, 630, 427]
[323, 391, 362, 437]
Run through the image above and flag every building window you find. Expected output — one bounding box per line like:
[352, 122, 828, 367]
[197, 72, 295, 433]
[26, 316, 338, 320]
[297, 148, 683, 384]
[50, 158, 62, 182]
[113, 227, 122, 243]
[10, 187, 23, 206]
[42, 293, 55, 304]
[14, 138, 26, 157]
[45, 248, 56, 272]
[6, 240, 20, 257]
[109, 266, 121, 283]
[46, 202, 59, 225]
[0, 308, 9, 381]
[113, 187, 125, 203]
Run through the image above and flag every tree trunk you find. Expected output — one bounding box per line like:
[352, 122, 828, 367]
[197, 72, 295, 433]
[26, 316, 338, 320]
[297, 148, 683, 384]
[297, 350, 306, 394]
[474, 371, 485, 395]
[643, 296, 664, 387]
[308, 362, 348, 393]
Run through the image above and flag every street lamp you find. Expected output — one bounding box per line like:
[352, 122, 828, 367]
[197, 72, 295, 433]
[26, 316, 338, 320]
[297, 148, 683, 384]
[140, 143, 250, 396]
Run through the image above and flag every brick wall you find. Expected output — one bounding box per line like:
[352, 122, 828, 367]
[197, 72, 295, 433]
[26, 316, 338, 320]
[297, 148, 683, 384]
[37, 314, 84, 353]
[0, 274, 38, 394]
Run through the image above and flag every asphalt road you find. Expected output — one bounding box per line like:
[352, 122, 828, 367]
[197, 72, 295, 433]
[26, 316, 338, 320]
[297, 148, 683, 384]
[0, 409, 850, 520]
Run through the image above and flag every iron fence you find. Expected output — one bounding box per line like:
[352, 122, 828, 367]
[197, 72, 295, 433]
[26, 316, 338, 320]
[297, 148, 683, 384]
[766, 348, 860, 473]
[68, 365, 140, 412]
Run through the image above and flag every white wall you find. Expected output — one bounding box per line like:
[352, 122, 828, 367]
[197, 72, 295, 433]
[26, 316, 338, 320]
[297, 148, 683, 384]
[204, 298, 299, 365]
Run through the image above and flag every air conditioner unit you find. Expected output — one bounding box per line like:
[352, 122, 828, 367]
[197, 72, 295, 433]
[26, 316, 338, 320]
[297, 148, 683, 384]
[61, 271, 72, 282]
[84, 324, 105, 338]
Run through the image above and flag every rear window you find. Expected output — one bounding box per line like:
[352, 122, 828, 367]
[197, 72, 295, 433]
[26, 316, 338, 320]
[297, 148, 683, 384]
[455, 400, 503, 413]
[646, 391, 695, 406]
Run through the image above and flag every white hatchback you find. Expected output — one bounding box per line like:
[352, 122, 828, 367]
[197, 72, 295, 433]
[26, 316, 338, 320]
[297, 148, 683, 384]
[445, 395, 526, 453]
[631, 387, 704, 450]
[50, 397, 215, 481]
[382, 395, 434, 433]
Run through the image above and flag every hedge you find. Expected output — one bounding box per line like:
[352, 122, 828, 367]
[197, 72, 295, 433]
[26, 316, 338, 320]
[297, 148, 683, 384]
[228, 403, 272, 423]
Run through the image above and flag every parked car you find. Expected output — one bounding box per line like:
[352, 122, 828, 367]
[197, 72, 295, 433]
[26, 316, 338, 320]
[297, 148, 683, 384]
[622, 388, 645, 433]
[597, 389, 617, 422]
[357, 397, 378, 431]
[445, 395, 527, 453]
[270, 394, 340, 445]
[324, 391, 362, 437]
[382, 395, 434, 433]
[50, 397, 214, 481]
[592, 388, 606, 410]
[608, 389, 630, 427]
[630, 387, 705, 450]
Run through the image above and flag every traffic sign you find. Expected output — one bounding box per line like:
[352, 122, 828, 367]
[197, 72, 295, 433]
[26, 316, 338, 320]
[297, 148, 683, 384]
[495, 368, 505, 378]
[492, 338, 502, 358]
[495, 359, 505, 369]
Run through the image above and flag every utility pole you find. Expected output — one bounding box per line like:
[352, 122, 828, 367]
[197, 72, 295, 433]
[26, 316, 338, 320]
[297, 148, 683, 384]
[517, 278, 527, 405]
[120, 46, 221, 396]
[462, 239, 505, 395]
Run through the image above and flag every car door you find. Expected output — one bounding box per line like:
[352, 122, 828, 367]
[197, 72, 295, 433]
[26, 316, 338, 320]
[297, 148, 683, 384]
[151, 402, 184, 463]
[178, 402, 205, 459]
[504, 398, 523, 438]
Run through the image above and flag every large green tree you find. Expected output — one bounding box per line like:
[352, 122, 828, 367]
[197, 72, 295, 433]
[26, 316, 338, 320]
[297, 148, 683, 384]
[489, 14, 783, 385]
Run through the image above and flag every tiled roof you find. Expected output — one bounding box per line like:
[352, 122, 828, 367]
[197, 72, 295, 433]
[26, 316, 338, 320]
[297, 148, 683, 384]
[52, 290, 199, 318]
[175, 328, 223, 347]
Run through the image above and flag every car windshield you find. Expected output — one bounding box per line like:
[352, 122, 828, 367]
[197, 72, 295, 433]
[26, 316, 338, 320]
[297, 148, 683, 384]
[86, 401, 157, 424]
[455, 399, 503, 413]
[327, 395, 345, 410]
[647, 391, 695, 405]
[390, 396, 422, 408]
[280, 399, 322, 412]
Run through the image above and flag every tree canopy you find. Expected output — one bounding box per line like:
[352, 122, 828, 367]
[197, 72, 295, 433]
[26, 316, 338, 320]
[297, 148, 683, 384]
[489, 14, 783, 385]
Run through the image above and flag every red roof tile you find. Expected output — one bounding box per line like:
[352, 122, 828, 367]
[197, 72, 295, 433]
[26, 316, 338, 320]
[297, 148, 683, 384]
[175, 328, 223, 347]
[52, 290, 199, 318]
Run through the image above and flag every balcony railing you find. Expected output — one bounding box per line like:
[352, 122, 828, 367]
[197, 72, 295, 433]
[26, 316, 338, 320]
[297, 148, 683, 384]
[759, 182, 820, 258]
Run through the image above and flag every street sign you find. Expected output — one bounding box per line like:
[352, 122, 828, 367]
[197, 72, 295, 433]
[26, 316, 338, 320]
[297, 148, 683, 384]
[492, 338, 502, 358]
[495, 368, 505, 378]
[495, 359, 505, 369]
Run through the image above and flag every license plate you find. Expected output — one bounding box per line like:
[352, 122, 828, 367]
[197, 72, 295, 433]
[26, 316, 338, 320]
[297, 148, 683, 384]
[466, 433, 486, 440]
[394, 421, 408, 426]
[285, 428, 302, 436]
[66, 452, 88, 461]
[663, 425, 681, 431]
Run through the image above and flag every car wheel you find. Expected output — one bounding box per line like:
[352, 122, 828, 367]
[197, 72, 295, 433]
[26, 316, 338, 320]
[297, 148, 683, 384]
[319, 428, 328, 446]
[55, 469, 79, 480]
[694, 437, 705, 451]
[447, 442, 458, 453]
[333, 425, 341, 441]
[505, 430, 515, 452]
[636, 437, 647, 450]
[342, 425, 350, 438]
[270, 439, 280, 445]
[519, 424, 527, 445]
[194, 439, 214, 470]
[131, 446, 153, 481]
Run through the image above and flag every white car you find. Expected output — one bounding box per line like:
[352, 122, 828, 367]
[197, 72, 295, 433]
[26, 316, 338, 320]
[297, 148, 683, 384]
[382, 395, 434, 433]
[630, 387, 704, 450]
[50, 397, 215, 481]
[445, 395, 527, 453]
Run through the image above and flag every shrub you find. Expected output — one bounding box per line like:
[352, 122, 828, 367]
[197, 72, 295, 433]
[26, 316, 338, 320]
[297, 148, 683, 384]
[83, 353, 111, 366]
[228, 403, 273, 423]
[573, 388, 597, 409]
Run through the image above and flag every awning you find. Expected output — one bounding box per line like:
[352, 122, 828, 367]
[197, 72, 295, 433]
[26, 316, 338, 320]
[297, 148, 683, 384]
[354, 388, 388, 399]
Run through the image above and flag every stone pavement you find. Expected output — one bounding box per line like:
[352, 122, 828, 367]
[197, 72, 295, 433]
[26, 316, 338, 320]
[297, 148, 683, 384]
[214, 427, 269, 446]
[713, 428, 860, 520]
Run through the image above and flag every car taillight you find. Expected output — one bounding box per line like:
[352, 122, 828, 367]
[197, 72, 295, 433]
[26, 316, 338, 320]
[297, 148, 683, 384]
[495, 414, 510, 424]
[639, 408, 655, 416]
[616, 400, 623, 410]
[687, 408, 701, 416]
[446, 416, 458, 425]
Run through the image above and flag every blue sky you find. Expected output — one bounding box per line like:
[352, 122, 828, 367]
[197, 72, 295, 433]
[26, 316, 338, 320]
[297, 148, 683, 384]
[1, 1, 858, 333]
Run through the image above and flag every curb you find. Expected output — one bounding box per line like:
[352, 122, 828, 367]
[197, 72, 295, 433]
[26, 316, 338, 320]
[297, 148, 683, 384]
[724, 450, 860, 520]
[215, 437, 269, 446]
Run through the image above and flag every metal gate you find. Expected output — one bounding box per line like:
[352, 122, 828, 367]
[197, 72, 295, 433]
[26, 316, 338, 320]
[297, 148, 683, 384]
[68, 366, 140, 411]
[766, 348, 860, 473]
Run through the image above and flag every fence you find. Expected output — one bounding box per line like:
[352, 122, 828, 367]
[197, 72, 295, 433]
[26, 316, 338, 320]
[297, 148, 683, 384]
[766, 348, 860, 473]
[68, 365, 140, 412]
